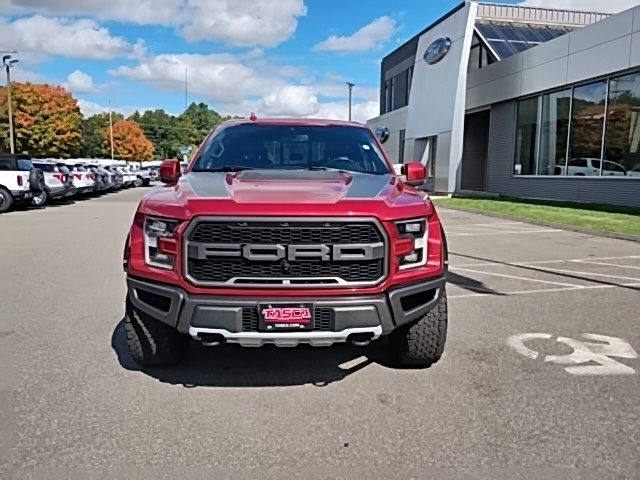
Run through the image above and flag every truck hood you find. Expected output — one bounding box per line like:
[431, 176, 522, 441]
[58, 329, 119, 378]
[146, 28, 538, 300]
[191, 170, 397, 203]
[141, 170, 429, 218]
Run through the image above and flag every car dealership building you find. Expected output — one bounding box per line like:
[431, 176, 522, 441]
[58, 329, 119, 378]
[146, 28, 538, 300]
[367, 1, 640, 206]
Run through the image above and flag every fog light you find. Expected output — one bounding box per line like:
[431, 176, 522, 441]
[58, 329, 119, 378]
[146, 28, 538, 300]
[403, 253, 419, 263]
[400, 249, 423, 266]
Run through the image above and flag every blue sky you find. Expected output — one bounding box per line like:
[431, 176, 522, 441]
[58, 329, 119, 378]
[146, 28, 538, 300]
[0, 0, 635, 121]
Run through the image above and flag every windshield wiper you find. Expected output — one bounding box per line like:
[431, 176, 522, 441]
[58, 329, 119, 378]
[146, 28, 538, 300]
[305, 166, 350, 172]
[193, 166, 256, 173]
[305, 166, 385, 175]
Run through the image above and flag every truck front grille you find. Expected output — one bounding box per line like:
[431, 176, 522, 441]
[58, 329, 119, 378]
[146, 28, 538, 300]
[184, 217, 387, 288]
[190, 223, 382, 244]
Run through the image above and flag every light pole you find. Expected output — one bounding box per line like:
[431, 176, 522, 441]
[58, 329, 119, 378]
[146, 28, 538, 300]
[3, 55, 19, 154]
[108, 98, 116, 161]
[346, 82, 355, 121]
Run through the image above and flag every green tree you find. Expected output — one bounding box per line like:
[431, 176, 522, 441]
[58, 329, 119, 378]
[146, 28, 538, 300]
[79, 112, 124, 158]
[180, 102, 226, 147]
[132, 109, 191, 159]
[129, 110, 142, 123]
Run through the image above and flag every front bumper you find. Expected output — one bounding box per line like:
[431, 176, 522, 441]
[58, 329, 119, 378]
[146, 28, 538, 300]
[77, 186, 94, 194]
[126, 275, 446, 347]
[49, 186, 76, 199]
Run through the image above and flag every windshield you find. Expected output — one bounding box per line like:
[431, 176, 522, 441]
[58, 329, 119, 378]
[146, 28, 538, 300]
[17, 159, 33, 171]
[192, 124, 391, 175]
[34, 163, 56, 172]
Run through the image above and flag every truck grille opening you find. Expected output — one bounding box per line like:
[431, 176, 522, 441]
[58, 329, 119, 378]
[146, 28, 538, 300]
[400, 288, 437, 312]
[187, 259, 383, 283]
[241, 307, 334, 332]
[185, 219, 387, 287]
[190, 223, 382, 244]
[135, 289, 171, 313]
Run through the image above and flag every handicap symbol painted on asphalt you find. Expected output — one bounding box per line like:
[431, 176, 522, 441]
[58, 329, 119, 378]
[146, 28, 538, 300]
[507, 333, 638, 375]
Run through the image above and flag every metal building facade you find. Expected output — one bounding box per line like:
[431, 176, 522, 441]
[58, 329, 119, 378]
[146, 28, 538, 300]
[367, 1, 640, 207]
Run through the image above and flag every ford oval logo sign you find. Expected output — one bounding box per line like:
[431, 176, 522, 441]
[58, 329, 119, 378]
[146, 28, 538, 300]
[423, 37, 452, 64]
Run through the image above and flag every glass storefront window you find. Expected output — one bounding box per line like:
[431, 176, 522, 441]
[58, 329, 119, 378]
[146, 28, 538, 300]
[604, 72, 640, 176]
[538, 89, 571, 175]
[513, 96, 539, 175]
[511, 70, 640, 178]
[568, 80, 607, 175]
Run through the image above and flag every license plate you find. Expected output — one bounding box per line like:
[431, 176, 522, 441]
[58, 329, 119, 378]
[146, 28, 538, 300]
[258, 303, 314, 331]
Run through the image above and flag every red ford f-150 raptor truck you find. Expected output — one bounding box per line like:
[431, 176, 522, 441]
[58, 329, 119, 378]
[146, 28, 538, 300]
[122, 118, 448, 368]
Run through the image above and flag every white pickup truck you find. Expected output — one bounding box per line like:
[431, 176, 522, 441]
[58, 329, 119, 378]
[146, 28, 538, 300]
[31, 161, 76, 206]
[66, 163, 97, 195]
[0, 153, 43, 213]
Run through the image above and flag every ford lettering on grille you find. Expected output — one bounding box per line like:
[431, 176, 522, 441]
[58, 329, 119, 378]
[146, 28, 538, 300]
[188, 243, 384, 262]
[184, 218, 388, 287]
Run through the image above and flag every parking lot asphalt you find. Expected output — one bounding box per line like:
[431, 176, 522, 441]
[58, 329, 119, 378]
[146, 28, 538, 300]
[1, 189, 639, 479]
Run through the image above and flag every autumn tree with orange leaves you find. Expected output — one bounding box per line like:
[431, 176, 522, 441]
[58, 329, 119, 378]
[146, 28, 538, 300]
[0, 82, 82, 157]
[108, 120, 154, 161]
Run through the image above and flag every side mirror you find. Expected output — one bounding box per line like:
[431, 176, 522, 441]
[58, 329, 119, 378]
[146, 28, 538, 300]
[401, 162, 426, 186]
[159, 159, 181, 184]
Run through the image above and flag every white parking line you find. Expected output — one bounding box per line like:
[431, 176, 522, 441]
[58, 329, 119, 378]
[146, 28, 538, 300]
[451, 262, 506, 268]
[574, 255, 640, 261]
[452, 267, 583, 288]
[451, 255, 640, 269]
[449, 282, 640, 299]
[445, 222, 529, 227]
[521, 265, 640, 283]
[446, 225, 557, 233]
[448, 229, 562, 237]
[573, 260, 640, 270]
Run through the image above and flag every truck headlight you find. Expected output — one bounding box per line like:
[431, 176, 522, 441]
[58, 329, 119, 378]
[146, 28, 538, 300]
[395, 218, 427, 269]
[396, 220, 425, 236]
[144, 216, 179, 269]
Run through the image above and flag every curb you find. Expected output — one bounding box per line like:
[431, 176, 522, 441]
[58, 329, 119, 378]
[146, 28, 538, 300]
[433, 204, 640, 243]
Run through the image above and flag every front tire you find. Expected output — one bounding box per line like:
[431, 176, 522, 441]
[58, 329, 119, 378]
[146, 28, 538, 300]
[124, 298, 189, 367]
[134, 176, 144, 187]
[389, 293, 448, 367]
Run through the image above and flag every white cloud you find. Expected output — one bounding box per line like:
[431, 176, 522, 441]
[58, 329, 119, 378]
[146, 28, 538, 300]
[182, 0, 307, 47]
[314, 16, 396, 53]
[2, 0, 307, 47]
[110, 53, 279, 104]
[311, 101, 380, 124]
[5, 66, 48, 83]
[315, 83, 379, 102]
[1, 0, 184, 25]
[64, 70, 96, 94]
[259, 86, 319, 116]
[213, 98, 378, 124]
[76, 99, 108, 117]
[0, 15, 141, 61]
[518, 0, 638, 13]
[110, 52, 380, 122]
